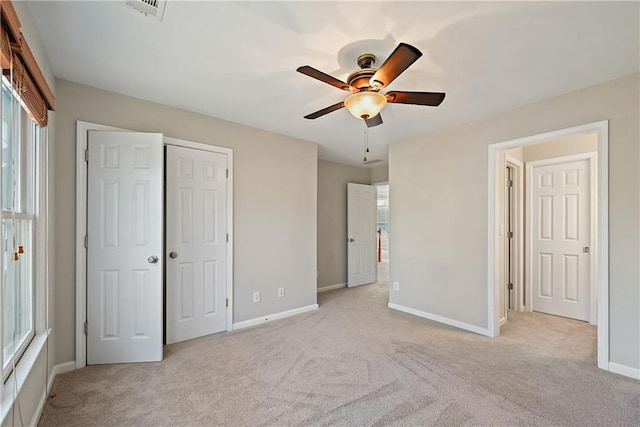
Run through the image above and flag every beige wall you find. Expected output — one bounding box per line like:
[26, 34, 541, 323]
[53, 79, 318, 365]
[390, 73, 640, 370]
[369, 163, 389, 183]
[317, 160, 370, 288]
[523, 132, 597, 162]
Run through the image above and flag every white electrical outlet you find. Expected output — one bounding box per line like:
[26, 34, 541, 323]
[278, 287, 285, 298]
[253, 291, 261, 303]
[393, 281, 400, 291]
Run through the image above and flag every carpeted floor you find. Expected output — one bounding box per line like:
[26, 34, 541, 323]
[40, 282, 639, 426]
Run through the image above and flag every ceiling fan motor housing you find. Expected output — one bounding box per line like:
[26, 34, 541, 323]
[347, 69, 377, 90]
[349, 53, 378, 90]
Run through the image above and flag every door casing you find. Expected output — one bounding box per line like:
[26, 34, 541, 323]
[75, 121, 233, 369]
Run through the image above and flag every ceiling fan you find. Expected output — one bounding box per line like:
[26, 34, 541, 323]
[297, 43, 445, 127]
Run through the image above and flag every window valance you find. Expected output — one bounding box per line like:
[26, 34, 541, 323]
[1, 0, 55, 127]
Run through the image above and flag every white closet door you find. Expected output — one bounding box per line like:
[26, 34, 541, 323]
[166, 145, 228, 344]
[87, 131, 164, 364]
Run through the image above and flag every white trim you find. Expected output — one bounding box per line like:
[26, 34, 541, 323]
[317, 283, 346, 293]
[35, 361, 76, 427]
[163, 136, 234, 332]
[388, 303, 492, 337]
[525, 152, 597, 324]
[51, 361, 75, 378]
[29, 385, 47, 427]
[0, 332, 48, 424]
[45, 360, 76, 399]
[487, 120, 609, 370]
[232, 304, 319, 330]
[608, 362, 640, 380]
[76, 122, 235, 368]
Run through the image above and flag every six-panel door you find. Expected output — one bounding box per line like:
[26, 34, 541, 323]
[165, 145, 228, 344]
[531, 158, 591, 321]
[87, 131, 164, 364]
[347, 183, 377, 287]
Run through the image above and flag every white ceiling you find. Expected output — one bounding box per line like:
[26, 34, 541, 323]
[29, 1, 639, 166]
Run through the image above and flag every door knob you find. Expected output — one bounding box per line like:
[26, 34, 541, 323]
[169, 251, 178, 259]
[348, 238, 355, 243]
[147, 255, 159, 264]
[582, 246, 590, 253]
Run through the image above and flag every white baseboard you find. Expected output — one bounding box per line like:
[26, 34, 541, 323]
[37, 361, 76, 426]
[233, 304, 319, 330]
[317, 283, 346, 293]
[30, 387, 48, 427]
[499, 317, 506, 326]
[388, 302, 491, 337]
[53, 361, 76, 377]
[608, 362, 640, 380]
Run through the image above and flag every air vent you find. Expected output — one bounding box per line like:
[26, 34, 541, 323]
[125, 0, 167, 21]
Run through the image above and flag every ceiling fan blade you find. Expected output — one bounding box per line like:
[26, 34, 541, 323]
[370, 43, 423, 89]
[365, 113, 383, 128]
[304, 101, 345, 119]
[297, 66, 353, 91]
[386, 91, 446, 106]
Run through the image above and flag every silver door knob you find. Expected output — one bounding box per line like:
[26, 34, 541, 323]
[169, 251, 178, 259]
[147, 255, 159, 264]
[348, 238, 355, 243]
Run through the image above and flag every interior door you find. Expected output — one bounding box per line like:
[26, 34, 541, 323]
[87, 131, 164, 364]
[347, 183, 377, 287]
[166, 145, 227, 344]
[531, 158, 590, 321]
[506, 165, 514, 316]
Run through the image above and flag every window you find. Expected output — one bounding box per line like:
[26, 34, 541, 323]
[376, 185, 389, 233]
[1, 77, 38, 377]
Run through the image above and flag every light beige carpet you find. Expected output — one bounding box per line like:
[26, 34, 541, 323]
[41, 283, 639, 426]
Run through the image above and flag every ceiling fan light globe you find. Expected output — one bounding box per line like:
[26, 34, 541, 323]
[344, 92, 387, 120]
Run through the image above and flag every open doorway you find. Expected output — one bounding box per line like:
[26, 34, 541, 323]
[375, 183, 389, 285]
[488, 121, 609, 371]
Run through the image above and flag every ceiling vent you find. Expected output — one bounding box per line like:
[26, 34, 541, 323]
[125, 0, 167, 21]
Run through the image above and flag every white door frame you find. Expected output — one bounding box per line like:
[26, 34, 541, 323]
[75, 121, 234, 369]
[487, 120, 609, 372]
[504, 155, 524, 315]
[526, 153, 597, 324]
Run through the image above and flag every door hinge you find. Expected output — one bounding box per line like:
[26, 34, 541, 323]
[226, 168, 229, 178]
[84, 321, 88, 335]
[508, 180, 513, 187]
[226, 233, 229, 242]
[85, 149, 89, 162]
[507, 231, 513, 239]
[226, 298, 229, 308]
[84, 235, 88, 248]
[508, 283, 514, 290]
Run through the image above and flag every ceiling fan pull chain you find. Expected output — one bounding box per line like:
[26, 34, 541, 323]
[366, 123, 370, 153]
[362, 120, 367, 162]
